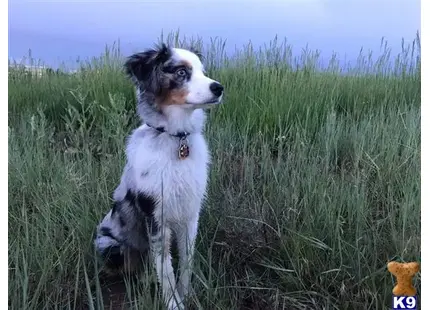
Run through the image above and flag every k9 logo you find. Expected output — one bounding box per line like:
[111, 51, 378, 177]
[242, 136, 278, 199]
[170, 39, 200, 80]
[392, 296, 417, 310]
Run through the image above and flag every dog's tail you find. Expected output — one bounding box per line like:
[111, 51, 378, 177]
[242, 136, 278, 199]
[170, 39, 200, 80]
[94, 207, 149, 275]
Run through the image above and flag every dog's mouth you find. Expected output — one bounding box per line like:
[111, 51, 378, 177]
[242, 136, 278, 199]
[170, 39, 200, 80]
[204, 98, 222, 104]
[186, 97, 223, 108]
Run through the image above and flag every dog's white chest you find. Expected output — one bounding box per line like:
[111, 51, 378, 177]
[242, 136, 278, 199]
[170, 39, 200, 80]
[127, 128, 210, 222]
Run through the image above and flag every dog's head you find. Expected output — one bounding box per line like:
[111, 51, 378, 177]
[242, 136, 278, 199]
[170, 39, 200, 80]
[125, 44, 224, 109]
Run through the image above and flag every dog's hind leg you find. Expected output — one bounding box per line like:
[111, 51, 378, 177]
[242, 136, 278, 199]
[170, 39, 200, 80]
[94, 190, 150, 274]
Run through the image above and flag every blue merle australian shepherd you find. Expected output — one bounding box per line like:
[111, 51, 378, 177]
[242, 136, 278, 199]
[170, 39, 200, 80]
[93, 44, 224, 310]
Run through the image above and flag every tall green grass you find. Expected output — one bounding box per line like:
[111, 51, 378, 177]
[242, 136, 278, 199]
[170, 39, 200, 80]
[8, 33, 420, 310]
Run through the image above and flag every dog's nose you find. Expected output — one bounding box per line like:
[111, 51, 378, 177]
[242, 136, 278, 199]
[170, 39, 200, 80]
[210, 82, 224, 97]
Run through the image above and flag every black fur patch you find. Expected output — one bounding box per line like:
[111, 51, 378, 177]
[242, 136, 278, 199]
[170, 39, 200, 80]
[100, 227, 119, 242]
[146, 216, 159, 236]
[137, 193, 159, 236]
[163, 64, 180, 74]
[124, 51, 156, 81]
[101, 245, 123, 269]
[118, 215, 126, 227]
[124, 44, 172, 91]
[154, 44, 172, 63]
[169, 79, 179, 89]
[137, 193, 156, 216]
[124, 189, 136, 205]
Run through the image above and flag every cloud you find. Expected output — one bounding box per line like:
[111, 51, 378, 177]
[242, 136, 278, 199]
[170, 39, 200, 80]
[8, 0, 420, 65]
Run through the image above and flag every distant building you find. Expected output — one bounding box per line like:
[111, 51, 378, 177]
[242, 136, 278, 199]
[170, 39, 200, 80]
[8, 63, 77, 77]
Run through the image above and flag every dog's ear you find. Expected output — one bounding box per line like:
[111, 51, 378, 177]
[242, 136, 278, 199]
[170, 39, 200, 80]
[154, 43, 171, 64]
[124, 44, 172, 84]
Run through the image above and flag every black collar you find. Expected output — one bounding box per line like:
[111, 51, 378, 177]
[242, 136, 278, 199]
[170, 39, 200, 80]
[146, 124, 190, 138]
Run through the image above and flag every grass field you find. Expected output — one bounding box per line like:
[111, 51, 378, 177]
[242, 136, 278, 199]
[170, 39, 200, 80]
[8, 33, 421, 310]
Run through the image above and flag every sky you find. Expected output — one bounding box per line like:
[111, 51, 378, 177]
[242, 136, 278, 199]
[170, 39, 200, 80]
[8, 0, 420, 69]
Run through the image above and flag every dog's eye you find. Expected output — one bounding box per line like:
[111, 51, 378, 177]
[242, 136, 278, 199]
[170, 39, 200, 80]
[176, 69, 187, 77]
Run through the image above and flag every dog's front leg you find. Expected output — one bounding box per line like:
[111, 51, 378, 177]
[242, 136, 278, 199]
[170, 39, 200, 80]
[151, 225, 183, 310]
[176, 218, 199, 299]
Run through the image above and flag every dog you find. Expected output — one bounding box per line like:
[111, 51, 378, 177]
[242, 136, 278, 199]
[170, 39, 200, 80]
[94, 44, 224, 310]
